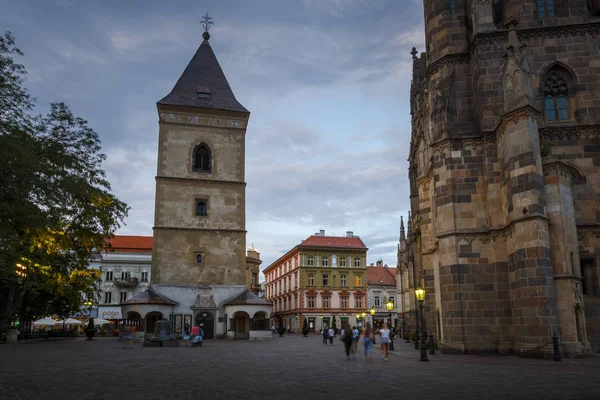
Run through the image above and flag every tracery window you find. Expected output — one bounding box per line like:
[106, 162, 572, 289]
[450, 0, 456, 14]
[544, 72, 569, 122]
[537, 0, 555, 17]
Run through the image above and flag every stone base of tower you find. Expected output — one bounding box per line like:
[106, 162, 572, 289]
[121, 284, 272, 340]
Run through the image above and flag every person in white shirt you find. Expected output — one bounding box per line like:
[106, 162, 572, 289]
[328, 327, 334, 345]
[379, 323, 391, 360]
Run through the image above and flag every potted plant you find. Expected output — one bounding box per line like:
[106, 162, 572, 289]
[84, 318, 97, 340]
[276, 317, 286, 337]
[301, 318, 309, 337]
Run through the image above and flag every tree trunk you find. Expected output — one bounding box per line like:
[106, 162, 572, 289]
[0, 281, 18, 333]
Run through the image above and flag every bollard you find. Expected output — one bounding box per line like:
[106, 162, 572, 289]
[429, 332, 435, 355]
[552, 332, 562, 362]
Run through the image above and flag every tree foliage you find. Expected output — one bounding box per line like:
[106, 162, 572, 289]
[0, 31, 129, 332]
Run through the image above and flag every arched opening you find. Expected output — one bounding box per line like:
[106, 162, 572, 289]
[232, 311, 250, 339]
[193, 143, 212, 172]
[195, 311, 214, 339]
[145, 311, 163, 334]
[252, 312, 269, 331]
[125, 311, 141, 329]
[542, 64, 577, 123]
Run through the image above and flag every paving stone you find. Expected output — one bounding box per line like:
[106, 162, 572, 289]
[1, 334, 599, 399]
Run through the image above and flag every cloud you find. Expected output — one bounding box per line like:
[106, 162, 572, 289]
[1, 0, 424, 274]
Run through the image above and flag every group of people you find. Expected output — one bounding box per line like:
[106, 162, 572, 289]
[337, 322, 393, 361]
[183, 323, 205, 347]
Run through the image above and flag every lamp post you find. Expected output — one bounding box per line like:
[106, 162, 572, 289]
[415, 287, 428, 362]
[385, 298, 395, 351]
[369, 307, 375, 327]
[355, 314, 361, 328]
[361, 312, 366, 329]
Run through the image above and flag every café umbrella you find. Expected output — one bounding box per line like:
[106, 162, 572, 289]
[54, 318, 83, 326]
[84, 318, 111, 326]
[33, 317, 58, 326]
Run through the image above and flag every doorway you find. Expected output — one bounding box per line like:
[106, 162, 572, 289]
[234, 312, 250, 339]
[145, 311, 163, 334]
[195, 311, 214, 339]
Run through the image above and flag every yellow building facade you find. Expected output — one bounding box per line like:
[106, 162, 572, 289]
[264, 230, 368, 332]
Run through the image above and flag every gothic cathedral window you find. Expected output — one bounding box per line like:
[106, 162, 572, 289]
[544, 71, 569, 122]
[193, 143, 211, 172]
[450, 0, 456, 14]
[493, 0, 503, 25]
[537, 0, 555, 17]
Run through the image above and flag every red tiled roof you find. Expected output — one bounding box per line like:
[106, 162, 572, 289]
[107, 235, 153, 253]
[299, 235, 367, 249]
[367, 266, 397, 285]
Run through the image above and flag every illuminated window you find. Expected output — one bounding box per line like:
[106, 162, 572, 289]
[355, 275, 361, 287]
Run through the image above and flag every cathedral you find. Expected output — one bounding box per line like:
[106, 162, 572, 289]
[397, 0, 600, 357]
[121, 21, 271, 340]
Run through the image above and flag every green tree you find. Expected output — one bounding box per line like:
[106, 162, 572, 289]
[332, 316, 337, 331]
[0, 31, 129, 333]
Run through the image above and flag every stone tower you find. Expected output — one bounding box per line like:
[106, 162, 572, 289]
[399, 0, 600, 357]
[152, 29, 249, 286]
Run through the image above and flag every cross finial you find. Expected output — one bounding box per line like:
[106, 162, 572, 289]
[200, 12, 214, 41]
[411, 47, 418, 59]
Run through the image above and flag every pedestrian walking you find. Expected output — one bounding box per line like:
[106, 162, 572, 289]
[328, 327, 334, 345]
[379, 323, 391, 360]
[122, 325, 134, 349]
[287, 325, 291, 335]
[341, 324, 353, 361]
[362, 323, 374, 360]
[322, 326, 329, 345]
[352, 325, 360, 353]
[191, 323, 204, 347]
[183, 324, 191, 347]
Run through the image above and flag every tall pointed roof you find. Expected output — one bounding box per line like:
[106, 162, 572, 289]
[400, 216, 405, 241]
[158, 35, 248, 114]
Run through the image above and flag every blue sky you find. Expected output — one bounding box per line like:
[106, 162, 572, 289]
[1, 0, 425, 277]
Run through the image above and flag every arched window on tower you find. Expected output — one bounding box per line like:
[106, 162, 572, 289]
[543, 67, 575, 122]
[537, 0, 555, 17]
[193, 143, 212, 172]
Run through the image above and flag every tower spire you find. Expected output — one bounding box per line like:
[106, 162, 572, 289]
[400, 215, 406, 241]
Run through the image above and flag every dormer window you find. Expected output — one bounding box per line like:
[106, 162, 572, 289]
[197, 86, 211, 99]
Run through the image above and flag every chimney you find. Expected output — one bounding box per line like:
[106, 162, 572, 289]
[319, 229, 325, 236]
[376, 259, 383, 266]
[346, 231, 354, 238]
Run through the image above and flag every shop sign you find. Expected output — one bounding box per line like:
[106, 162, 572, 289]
[99, 307, 122, 319]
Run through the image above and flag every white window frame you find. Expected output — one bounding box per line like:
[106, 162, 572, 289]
[341, 274, 347, 286]
[308, 256, 314, 266]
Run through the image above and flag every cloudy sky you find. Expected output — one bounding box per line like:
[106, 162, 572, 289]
[2, 0, 425, 277]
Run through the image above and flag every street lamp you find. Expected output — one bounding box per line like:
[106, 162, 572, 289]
[369, 307, 375, 327]
[355, 313, 361, 328]
[385, 298, 395, 351]
[361, 312, 366, 328]
[415, 287, 428, 362]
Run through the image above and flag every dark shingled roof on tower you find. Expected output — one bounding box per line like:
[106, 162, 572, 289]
[157, 36, 248, 113]
[122, 288, 177, 306]
[224, 289, 271, 306]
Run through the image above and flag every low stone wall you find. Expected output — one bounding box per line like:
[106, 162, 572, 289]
[249, 330, 272, 340]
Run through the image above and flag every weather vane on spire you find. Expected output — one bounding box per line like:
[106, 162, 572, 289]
[200, 12, 214, 41]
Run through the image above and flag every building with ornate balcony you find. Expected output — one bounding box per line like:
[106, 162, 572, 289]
[366, 261, 397, 329]
[263, 230, 368, 333]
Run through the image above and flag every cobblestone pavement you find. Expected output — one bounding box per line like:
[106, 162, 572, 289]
[1, 334, 599, 400]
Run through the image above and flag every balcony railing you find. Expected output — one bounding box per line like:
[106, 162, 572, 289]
[113, 277, 139, 288]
